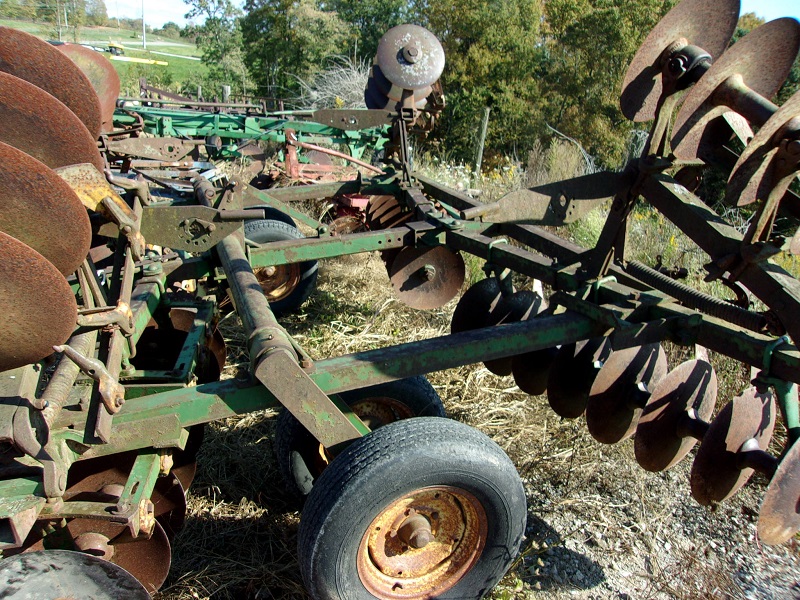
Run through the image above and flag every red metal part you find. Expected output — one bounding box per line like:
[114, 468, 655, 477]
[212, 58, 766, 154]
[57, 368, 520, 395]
[0, 232, 77, 372]
[0, 141, 91, 276]
[0, 27, 103, 138]
[57, 43, 121, 133]
[0, 72, 104, 171]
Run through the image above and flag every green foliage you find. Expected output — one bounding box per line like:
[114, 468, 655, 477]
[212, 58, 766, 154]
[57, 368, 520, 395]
[241, 0, 348, 98]
[84, 0, 107, 26]
[0, 0, 37, 20]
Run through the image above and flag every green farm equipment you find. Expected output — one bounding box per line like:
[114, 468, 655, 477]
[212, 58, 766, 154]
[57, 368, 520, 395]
[1, 6, 800, 598]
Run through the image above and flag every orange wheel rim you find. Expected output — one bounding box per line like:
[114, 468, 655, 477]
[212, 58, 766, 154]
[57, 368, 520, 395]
[254, 263, 301, 302]
[357, 486, 487, 599]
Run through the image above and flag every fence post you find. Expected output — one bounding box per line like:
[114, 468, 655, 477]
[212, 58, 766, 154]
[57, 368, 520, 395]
[474, 107, 491, 184]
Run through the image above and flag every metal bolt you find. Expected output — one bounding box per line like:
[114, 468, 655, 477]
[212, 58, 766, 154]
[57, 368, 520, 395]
[403, 45, 420, 63]
[397, 513, 433, 549]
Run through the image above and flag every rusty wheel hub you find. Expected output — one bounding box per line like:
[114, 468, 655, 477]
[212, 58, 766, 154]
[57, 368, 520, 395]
[357, 486, 487, 599]
[254, 263, 302, 302]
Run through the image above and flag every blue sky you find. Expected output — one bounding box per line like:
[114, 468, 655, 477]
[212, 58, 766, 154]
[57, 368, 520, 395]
[109, 0, 800, 33]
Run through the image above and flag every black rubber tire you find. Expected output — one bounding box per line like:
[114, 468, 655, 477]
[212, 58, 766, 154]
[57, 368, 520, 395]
[243, 219, 318, 316]
[274, 376, 445, 499]
[250, 208, 296, 228]
[298, 417, 527, 600]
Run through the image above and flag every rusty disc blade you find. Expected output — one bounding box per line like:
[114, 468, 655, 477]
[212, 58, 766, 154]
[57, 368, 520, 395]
[620, 0, 740, 122]
[546, 338, 611, 419]
[389, 246, 465, 310]
[690, 387, 776, 506]
[585, 344, 668, 444]
[727, 87, 800, 207]
[56, 43, 121, 133]
[635, 359, 717, 471]
[0, 551, 150, 599]
[376, 24, 445, 91]
[365, 76, 391, 110]
[484, 291, 543, 376]
[758, 439, 800, 544]
[0, 232, 77, 372]
[511, 346, 559, 396]
[0, 72, 103, 171]
[64, 519, 171, 594]
[0, 141, 91, 276]
[172, 424, 205, 490]
[0, 27, 102, 138]
[450, 278, 505, 334]
[672, 18, 800, 160]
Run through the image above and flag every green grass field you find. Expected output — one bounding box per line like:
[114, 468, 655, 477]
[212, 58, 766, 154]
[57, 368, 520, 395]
[0, 19, 207, 94]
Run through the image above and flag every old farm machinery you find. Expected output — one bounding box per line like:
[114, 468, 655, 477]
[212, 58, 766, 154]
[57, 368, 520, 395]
[1, 3, 800, 597]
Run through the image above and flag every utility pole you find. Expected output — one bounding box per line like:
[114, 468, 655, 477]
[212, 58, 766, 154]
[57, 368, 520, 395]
[56, 0, 62, 41]
[141, 0, 146, 50]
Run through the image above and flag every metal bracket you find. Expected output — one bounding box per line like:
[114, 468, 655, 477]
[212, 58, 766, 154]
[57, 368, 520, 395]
[54, 345, 125, 415]
[77, 301, 135, 336]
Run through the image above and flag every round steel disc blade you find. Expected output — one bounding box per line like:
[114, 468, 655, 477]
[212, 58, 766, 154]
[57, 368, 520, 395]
[484, 291, 543, 376]
[0, 232, 77, 372]
[365, 195, 411, 231]
[635, 359, 717, 471]
[56, 43, 121, 133]
[758, 439, 800, 544]
[0, 141, 91, 276]
[376, 24, 445, 91]
[727, 87, 800, 207]
[0, 27, 102, 138]
[389, 246, 465, 310]
[66, 453, 187, 539]
[690, 387, 776, 506]
[586, 344, 668, 444]
[450, 278, 504, 334]
[546, 338, 611, 419]
[65, 519, 171, 594]
[365, 76, 391, 109]
[371, 63, 393, 96]
[172, 424, 205, 490]
[672, 18, 800, 160]
[0, 550, 149, 599]
[0, 72, 103, 171]
[619, 0, 740, 122]
[512, 346, 559, 396]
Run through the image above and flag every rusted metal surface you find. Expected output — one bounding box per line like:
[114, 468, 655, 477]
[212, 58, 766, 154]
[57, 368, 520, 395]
[388, 245, 465, 310]
[0, 72, 103, 171]
[619, 0, 739, 121]
[758, 439, 800, 544]
[0, 232, 77, 372]
[635, 358, 717, 472]
[376, 25, 445, 91]
[0, 550, 150, 599]
[57, 43, 121, 133]
[727, 87, 800, 207]
[0, 27, 103, 138]
[546, 338, 611, 419]
[690, 387, 776, 506]
[672, 18, 800, 160]
[450, 278, 503, 335]
[483, 290, 543, 376]
[356, 486, 487, 599]
[511, 345, 559, 396]
[0, 141, 91, 276]
[585, 344, 668, 444]
[109, 137, 196, 161]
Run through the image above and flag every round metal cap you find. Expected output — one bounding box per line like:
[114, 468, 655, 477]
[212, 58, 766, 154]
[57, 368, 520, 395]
[389, 245, 465, 310]
[0, 232, 77, 372]
[546, 337, 611, 419]
[0, 27, 103, 138]
[585, 344, 668, 444]
[0, 141, 91, 276]
[57, 43, 121, 133]
[635, 359, 717, 471]
[672, 18, 800, 160]
[690, 387, 776, 506]
[758, 439, 800, 545]
[0, 71, 104, 171]
[0, 550, 150, 599]
[620, 0, 740, 121]
[376, 25, 445, 91]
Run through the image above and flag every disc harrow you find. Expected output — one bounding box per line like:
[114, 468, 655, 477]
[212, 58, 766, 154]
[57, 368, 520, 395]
[1, 6, 800, 599]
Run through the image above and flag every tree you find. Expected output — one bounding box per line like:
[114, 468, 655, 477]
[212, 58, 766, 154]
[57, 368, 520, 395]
[325, 0, 408, 60]
[241, 0, 348, 98]
[183, 0, 251, 94]
[85, 0, 107, 26]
